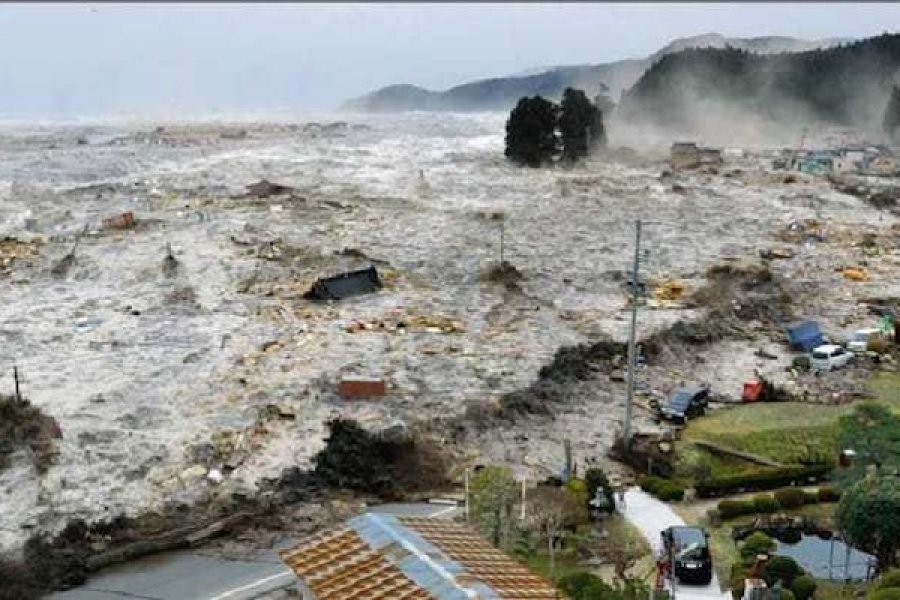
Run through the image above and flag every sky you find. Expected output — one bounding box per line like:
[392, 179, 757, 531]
[0, 2, 898, 119]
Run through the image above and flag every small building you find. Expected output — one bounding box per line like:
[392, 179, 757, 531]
[280, 513, 559, 599]
[865, 155, 897, 176]
[670, 142, 723, 170]
[796, 153, 834, 176]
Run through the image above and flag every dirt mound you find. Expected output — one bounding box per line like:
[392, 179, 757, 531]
[494, 338, 625, 421]
[0, 394, 61, 474]
[479, 260, 525, 289]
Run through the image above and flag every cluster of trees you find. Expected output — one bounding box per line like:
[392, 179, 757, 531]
[732, 532, 818, 600]
[834, 403, 900, 573]
[621, 33, 900, 130]
[504, 87, 607, 167]
[468, 465, 621, 579]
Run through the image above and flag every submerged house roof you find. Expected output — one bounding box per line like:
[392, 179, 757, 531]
[279, 513, 559, 599]
[304, 266, 382, 301]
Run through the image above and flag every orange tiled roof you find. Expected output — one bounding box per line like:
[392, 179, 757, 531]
[279, 513, 560, 599]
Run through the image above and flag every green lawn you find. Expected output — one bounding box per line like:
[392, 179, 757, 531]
[679, 372, 900, 466]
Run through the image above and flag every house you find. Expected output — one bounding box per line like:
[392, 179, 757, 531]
[670, 142, 724, 170]
[864, 155, 897, 176]
[796, 153, 834, 176]
[280, 513, 559, 599]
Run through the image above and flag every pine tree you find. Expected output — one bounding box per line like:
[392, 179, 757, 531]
[504, 96, 559, 167]
[559, 88, 606, 163]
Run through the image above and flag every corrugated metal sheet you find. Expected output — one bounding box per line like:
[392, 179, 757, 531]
[279, 513, 559, 599]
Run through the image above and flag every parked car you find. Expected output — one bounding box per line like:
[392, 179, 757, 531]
[658, 384, 709, 424]
[662, 525, 713, 585]
[810, 344, 853, 372]
[847, 328, 884, 353]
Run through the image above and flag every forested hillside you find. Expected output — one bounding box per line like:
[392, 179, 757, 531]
[619, 33, 900, 132]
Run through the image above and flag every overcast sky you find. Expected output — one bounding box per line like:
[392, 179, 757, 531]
[1, 2, 898, 118]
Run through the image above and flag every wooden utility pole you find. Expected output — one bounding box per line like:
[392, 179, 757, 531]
[499, 219, 505, 265]
[13, 365, 21, 403]
[623, 219, 642, 444]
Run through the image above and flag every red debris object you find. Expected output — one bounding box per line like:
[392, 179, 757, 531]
[102, 211, 136, 230]
[742, 380, 763, 403]
[338, 378, 386, 400]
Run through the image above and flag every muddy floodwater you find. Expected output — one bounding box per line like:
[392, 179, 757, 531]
[0, 113, 897, 552]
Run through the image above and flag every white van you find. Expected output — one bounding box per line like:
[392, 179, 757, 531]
[810, 344, 853, 372]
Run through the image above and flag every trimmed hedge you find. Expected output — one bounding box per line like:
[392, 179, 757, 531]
[774, 487, 809, 509]
[765, 555, 803, 587]
[818, 485, 841, 502]
[695, 464, 830, 498]
[753, 494, 777, 513]
[718, 499, 757, 519]
[639, 476, 685, 501]
[791, 575, 817, 600]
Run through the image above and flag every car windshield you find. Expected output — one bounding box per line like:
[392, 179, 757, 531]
[812, 350, 828, 359]
[667, 389, 695, 410]
[672, 528, 707, 560]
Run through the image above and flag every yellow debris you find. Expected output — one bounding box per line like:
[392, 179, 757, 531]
[652, 280, 686, 302]
[842, 267, 870, 282]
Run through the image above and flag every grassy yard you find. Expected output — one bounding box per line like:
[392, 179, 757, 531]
[679, 372, 900, 466]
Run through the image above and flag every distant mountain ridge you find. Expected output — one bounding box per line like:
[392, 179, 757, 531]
[341, 33, 849, 113]
[619, 32, 900, 134]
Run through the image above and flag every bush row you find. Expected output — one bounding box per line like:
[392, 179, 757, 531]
[638, 476, 685, 501]
[695, 464, 830, 498]
[717, 486, 841, 520]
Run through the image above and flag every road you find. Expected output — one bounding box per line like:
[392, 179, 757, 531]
[621, 487, 731, 600]
[50, 502, 460, 600]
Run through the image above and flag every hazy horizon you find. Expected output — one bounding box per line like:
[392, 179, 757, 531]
[1, 2, 898, 119]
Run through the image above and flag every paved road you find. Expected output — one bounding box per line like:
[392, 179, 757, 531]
[50, 502, 460, 600]
[621, 488, 730, 600]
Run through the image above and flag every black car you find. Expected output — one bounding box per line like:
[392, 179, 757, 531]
[658, 384, 709, 424]
[662, 526, 713, 585]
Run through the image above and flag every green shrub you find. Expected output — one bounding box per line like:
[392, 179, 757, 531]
[775, 488, 809, 510]
[765, 555, 803, 587]
[877, 569, 900, 590]
[694, 465, 830, 498]
[719, 499, 757, 519]
[780, 590, 796, 600]
[740, 532, 777, 561]
[585, 467, 615, 512]
[871, 590, 900, 600]
[791, 574, 817, 600]
[638, 476, 685, 502]
[753, 494, 777, 513]
[566, 478, 590, 508]
[730, 564, 750, 600]
[803, 491, 819, 504]
[706, 508, 722, 527]
[817, 485, 841, 502]
[557, 571, 613, 600]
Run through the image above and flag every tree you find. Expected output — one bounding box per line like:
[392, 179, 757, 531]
[884, 86, 900, 139]
[469, 466, 518, 547]
[836, 402, 900, 487]
[740, 531, 777, 562]
[837, 474, 900, 572]
[525, 485, 585, 578]
[585, 467, 616, 513]
[559, 87, 606, 163]
[504, 96, 559, 167]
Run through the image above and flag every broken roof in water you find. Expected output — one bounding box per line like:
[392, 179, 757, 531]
[280, 513, 559, 599]
[304, 266, 382, 301]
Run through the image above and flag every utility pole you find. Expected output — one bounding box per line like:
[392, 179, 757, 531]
[464, 468, 470, 522]
[13, 366, 21, 403]
[623, 219, 642, 444]
[499, 219, 505, 265]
